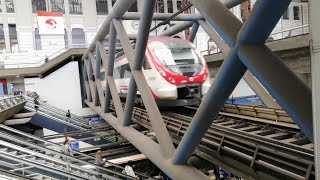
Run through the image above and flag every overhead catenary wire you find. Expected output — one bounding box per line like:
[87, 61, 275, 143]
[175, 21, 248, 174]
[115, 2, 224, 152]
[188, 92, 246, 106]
[115, 2, 193, 54]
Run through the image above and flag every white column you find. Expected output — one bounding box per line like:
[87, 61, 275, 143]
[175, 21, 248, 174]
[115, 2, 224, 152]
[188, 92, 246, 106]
[107, 0, 112, 12]
[1, 0, 11, 52]
[67, 28, 73, 45]
[3, 28, 10, 52]
[172, 0, 178, 12]
[64, 0, 72, 45]
[310, 0, 320, 179]
[164, 0, 168, 13]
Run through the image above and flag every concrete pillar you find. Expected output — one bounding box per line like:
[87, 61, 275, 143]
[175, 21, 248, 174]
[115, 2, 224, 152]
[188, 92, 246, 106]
[310, 0, 320, 177]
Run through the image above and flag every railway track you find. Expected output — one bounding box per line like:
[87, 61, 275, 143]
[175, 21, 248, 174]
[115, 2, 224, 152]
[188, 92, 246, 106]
[126, 105, 314, 180]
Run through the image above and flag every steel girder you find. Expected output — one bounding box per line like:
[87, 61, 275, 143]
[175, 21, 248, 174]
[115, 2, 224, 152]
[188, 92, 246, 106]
[82, 0, 208, 179]
[198, 17, 280, 109]
[172, 0, 312, 165]
[81, 0, 313, 179]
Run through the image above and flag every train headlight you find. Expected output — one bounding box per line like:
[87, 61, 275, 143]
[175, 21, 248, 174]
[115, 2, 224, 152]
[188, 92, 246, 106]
[159, 70, 166, 76]
[169, 77, 175, 83]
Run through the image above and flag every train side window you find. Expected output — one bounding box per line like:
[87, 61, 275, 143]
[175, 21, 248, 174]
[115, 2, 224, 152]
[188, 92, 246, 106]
[119, 65, 125, 79]
[124, 63, 131, 78]
[143, 58, 152, 70]
[113, 66, 120, 79]
[119, 63, 131, 78]
[100, 71, 105, 80]
[128, 1, 137, 12]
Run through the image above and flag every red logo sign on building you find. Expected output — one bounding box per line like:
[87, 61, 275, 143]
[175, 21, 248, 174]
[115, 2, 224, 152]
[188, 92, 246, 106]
[37, 12, 64, 35]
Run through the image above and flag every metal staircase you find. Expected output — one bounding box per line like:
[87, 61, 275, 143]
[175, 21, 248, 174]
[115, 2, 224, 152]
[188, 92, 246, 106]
[23, 96, 121, 144]
[24, 96, 91, 129]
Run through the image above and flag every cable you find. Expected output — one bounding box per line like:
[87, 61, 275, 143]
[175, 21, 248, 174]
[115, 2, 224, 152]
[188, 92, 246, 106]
[149, 3, 193, 32]
[114, 2, 193, 54]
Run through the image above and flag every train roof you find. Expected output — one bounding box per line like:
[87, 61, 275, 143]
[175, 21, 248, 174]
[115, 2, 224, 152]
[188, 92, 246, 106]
[115, 37, 193, 59]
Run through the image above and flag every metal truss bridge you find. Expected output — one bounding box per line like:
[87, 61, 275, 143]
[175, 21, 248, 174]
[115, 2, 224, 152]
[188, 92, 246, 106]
[80, 0, 320, 179]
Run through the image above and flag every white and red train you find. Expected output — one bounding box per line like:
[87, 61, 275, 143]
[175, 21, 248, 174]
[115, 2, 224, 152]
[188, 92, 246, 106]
[102, 37, 211, 106]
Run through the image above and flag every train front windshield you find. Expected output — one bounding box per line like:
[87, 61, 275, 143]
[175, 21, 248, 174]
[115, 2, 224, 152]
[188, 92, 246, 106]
[151, 39, 203, 76]
[152, 40, 202, 66]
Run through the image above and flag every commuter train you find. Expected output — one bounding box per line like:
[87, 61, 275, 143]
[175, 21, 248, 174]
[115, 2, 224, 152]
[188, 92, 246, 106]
[102, 37, 211, 106]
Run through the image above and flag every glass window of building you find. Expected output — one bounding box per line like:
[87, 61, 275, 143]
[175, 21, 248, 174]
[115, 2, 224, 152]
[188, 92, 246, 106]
[167, 0, 173, 13]
[9, 24, 17, 52]
[6, 0, 15, 13]
[128, 2, 137, 12]
[177, 1, 183, 11]
[293, 6, 300, 20]
[96, 0, 108, 15]
[69, 0, 83, 14]
[283, 9, 289, 20]
[32, 0, 47, 13]
[155, 0, 164, 13]
[0, 25, 5, 51]
[50, 0, 65, 13]
[72, 28, 85, 45]
[0, 1, 2, 13]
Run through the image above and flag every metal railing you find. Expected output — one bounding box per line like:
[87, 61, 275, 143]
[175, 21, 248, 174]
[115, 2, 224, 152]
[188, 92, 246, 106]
[0, 124, 153, 180]
[23, 96, 124, 145]
[0, 95, 25, 111]
[0, 139, 120, 180]
[202, 24, 310, 56]
[270, 24, 309, 40]
[24, 95, 90, 129]
[1, 44, 89, 69]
